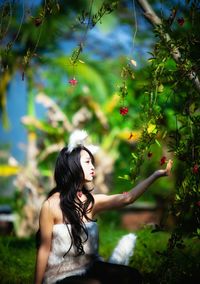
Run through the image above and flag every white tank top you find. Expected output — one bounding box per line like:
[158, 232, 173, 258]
[43, 222, 99, 284]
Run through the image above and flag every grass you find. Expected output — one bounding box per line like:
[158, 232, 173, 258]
[0, 218, 199, 283]
[0, 236, 36, 284]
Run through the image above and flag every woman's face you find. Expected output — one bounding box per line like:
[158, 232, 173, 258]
[80, 150, 95, 182]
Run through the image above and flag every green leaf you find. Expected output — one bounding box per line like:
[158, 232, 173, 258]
[155, 139, 161, 147]
[118, 175, 130, 181]
[131, 153, 138, 160]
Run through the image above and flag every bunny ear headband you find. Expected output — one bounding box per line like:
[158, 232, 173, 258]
[68, 130, 99, 154]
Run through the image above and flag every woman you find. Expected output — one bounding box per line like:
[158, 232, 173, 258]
[34, 131, 173, 284]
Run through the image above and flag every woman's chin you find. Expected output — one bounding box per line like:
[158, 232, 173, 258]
[85, 177, 94, 183]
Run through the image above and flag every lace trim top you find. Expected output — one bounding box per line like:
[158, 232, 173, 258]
[43, 222, 99, 284]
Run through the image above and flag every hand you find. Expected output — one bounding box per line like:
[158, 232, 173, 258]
[155, 159, 173, 177]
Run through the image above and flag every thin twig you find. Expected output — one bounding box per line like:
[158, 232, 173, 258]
[0, 0, 12, 41]
[131, 0, 138, 54]
[81, 0, 94, 47]
[11, 0, 25, 45]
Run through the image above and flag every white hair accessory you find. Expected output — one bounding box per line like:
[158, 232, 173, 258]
[67, 130, 99, 154]
[68, 130, 88, 153]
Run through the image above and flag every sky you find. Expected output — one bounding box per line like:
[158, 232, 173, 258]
[0, 72, 45, 163]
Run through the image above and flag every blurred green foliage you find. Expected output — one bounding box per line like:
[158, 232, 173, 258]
[0, 1, 200, 282]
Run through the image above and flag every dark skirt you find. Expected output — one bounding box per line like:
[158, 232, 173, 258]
[56, 260, 143, 284]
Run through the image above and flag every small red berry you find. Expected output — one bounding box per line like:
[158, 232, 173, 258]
[193, 164, 199, 174]
[177, 17, 185, 26]
[197, 201, 200, 207]
[69, 78, 78, 86]
[119, 106, 128, 116]
[160, 156, 167, 166]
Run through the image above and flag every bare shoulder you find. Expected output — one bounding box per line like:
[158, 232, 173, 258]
[40, 200, 53, 218]
[39, 193, 59, 218]
[46, 193, 64, 224]
[39, 198, 56, 237]
[47, 193, 60, 207]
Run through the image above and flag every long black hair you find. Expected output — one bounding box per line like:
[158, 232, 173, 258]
[47, 145, 95, 256]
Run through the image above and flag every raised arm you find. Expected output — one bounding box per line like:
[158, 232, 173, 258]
[93, 159, 173, 214]
[34, 200, 54, 284]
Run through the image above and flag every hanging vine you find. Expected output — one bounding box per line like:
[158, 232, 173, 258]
[69, 1, 118, 65]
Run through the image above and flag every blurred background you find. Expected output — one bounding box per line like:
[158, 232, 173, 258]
[0, 0, 199, 283]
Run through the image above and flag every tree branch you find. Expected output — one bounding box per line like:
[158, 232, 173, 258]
[136, 0, 200, 93]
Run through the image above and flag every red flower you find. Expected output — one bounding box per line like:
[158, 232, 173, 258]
[193, 164, 199, 174]
[197, 201, 200, 207]
[177, 17, 185, 26]
[147, 152, 153, 158]
[160, 156, 167, 166]
[120, 106, 128, 116]
[69, 78, 78, 86]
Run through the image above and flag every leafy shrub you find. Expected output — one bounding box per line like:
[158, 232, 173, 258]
[130, 228, 200, 284]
